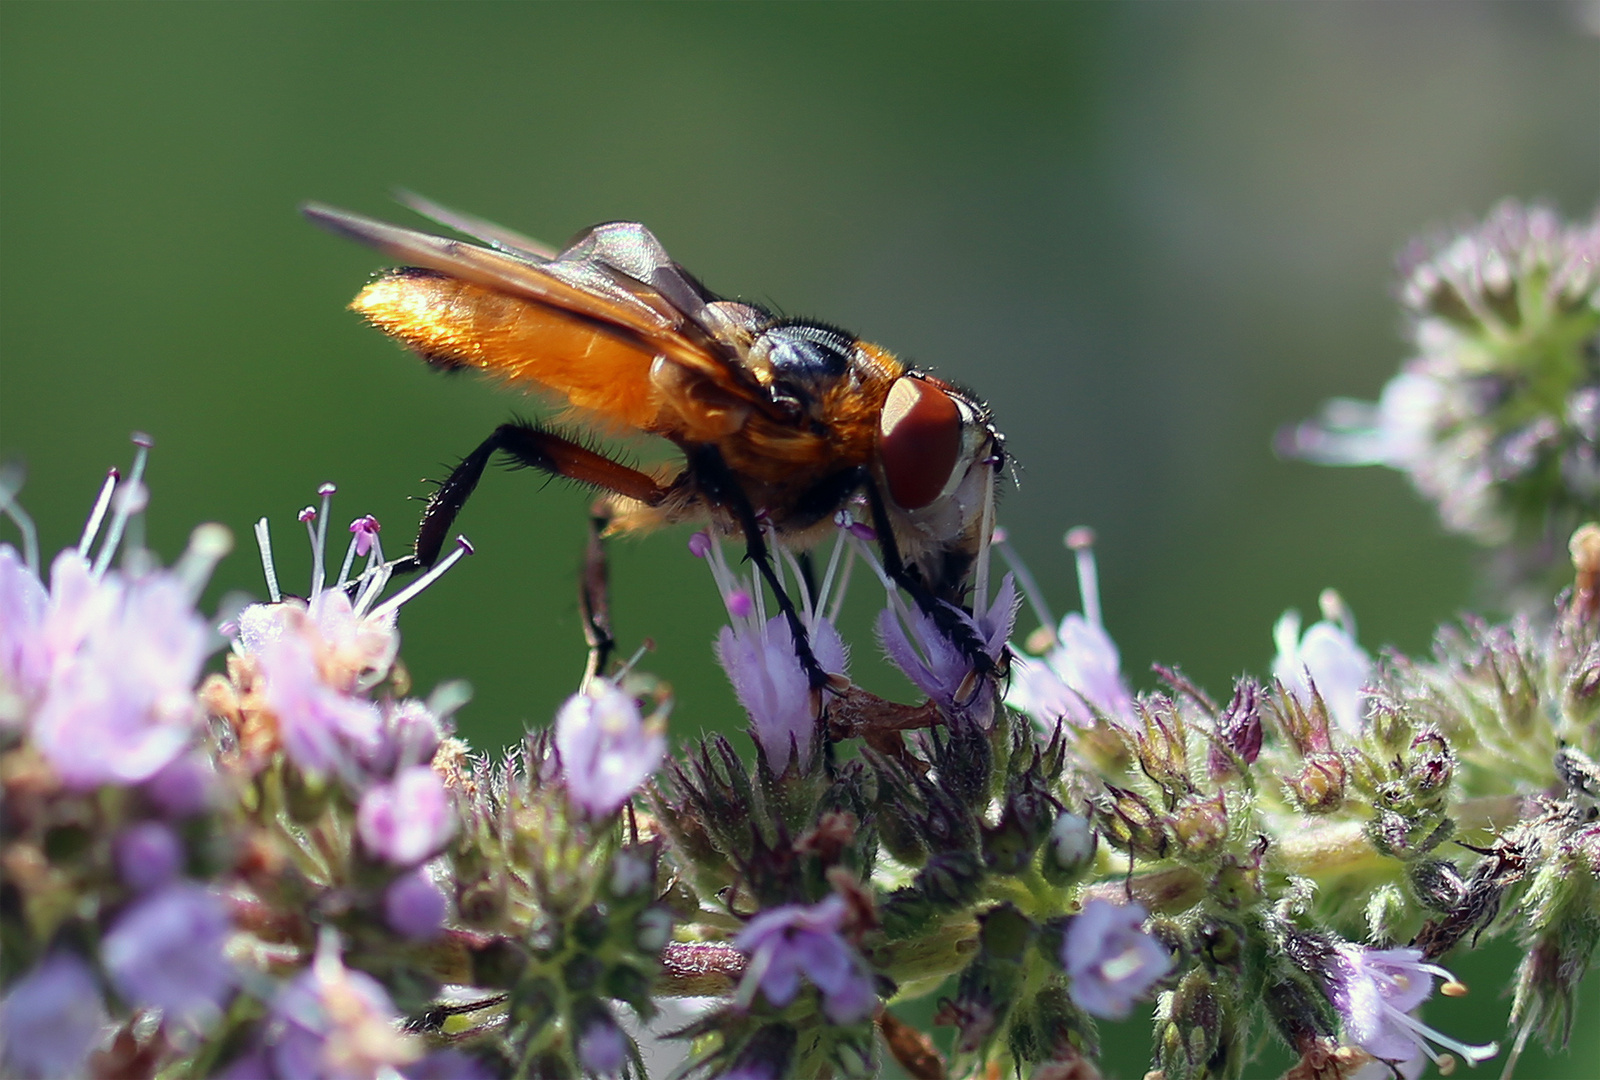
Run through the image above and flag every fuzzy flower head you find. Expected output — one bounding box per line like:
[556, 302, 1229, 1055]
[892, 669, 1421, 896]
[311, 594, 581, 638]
[734, 894, 876, 1024]
[101, 882, 237, 1028]
[876, 561, 1017, 727]
[695, 529, 849, 774]
[0, 951, 108, 1079]
[1272, 589, 1371, 738]
[221, 485, 470, 782]
[1004, 527, 1136, 728]
[1, 438, 229, 788]
[554, 678, 668, 818]
[1283, 202, 1600, 547]
[1326, 945, 1497, 1072]
[1062, 899, 1173, 1019]
[263, 930, 421, 1079]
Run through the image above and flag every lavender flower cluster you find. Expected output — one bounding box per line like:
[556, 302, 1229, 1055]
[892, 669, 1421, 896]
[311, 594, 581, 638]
[1, 202, 1596, 1080]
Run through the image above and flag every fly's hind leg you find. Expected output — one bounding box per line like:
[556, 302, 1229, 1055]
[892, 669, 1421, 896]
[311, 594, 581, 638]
[398, 419, 670, 573]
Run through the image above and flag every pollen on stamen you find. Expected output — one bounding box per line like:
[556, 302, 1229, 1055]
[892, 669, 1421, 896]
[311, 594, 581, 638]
[728, 590, 754, 619]
[688, 531, 712, 559]
[1440, 979, 1468, 998]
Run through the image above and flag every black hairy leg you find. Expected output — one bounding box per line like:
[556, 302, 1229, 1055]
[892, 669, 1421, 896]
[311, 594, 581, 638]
[398, 419, 668, 572]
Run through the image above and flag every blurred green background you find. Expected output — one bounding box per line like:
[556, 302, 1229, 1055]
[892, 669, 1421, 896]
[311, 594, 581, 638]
[2, 3, 1595, 1075]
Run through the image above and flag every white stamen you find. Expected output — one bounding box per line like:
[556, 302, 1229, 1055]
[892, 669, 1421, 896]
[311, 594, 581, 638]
[1389, 1003, 1499, 1066]
[827, 544, 857, 626]
[77, 468, 118, 558]
[1066, 526, 1102, 629]
[973, 463, 996, 615]
[369, 536, 473, 619]
[173, 523, 234, 604]
[92, 437, 151, 578]
[308, 485, 334, 599]
[351, 560, 394, 615]
[815, 527, 857, 628]
[335, 529, 361, 588]
[253, 517, 282, 602]
[779, 547, 817, 623]
[0, 465, 39, 576]
[995, 533, 1055, 634]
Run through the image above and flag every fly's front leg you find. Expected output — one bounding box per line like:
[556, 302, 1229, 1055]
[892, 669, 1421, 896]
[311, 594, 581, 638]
[859, 475, 997, 677]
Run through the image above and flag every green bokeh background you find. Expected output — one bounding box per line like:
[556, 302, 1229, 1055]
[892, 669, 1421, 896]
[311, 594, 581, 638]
[2, 3, 1595, 1075]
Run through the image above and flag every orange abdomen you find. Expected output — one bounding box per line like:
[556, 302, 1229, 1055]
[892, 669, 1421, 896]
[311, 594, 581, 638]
[352, 270, 665, 433]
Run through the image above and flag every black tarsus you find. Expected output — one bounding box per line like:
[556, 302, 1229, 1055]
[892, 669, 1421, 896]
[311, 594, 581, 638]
[398, 419, 591, 573]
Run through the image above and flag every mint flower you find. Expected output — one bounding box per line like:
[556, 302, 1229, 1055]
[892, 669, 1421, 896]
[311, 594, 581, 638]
[101, 882, 236, 1027]
[1062, 899, 1173, 1019]
[0, 951, 108, 1079]
[258, 933, 420, 1079]
[877, 572, 1016, 725]
[1325, 945, 1497, 1071]
[356, 764, 456, 865]
[1, 438, 226, 788]
[1271, 589, 1371, 737]
[734, 895, 876, 1024]
[696, 530, 849, 773]
[1005, 527, 1135, 727]
[554, 679, 667, 818]
[1284, 202, 1600, 548]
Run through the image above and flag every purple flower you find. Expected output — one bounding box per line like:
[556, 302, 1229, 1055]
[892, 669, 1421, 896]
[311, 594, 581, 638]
[401, 1049, 496, 1080]
[696, 533, 849, 774]
[554, 680, 667, 818]
[357, 765, 456, 865]
[101, 882, 236, 1026]
[0, 951, 108, 1079]
[142, 751, 218, 817]
[0, 544, 49, 727]
[1272, 594, 1371, 737]
[576, 1014, 629, 1078]
[1008, 613, 1135, 728]
[1326, 945, 1497, 1069]
[358, 698, 445, 777]
[384, 865, 448, 941]
[878, 573, 1016, 726]
[734, 895, 876, 1024]
[1061, 899, 1173, 1019]
[25, 551, 211, 789]
[265, 934, 420, 1079]
[251, 614, 385, 779]
[114, 820, 184, 892]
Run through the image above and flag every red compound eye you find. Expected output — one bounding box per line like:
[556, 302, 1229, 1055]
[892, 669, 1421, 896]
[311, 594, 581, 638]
[879, 376, 962, 510]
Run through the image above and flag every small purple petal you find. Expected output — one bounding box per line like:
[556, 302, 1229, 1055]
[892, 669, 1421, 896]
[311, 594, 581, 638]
[357, 765, 456, 866]
[101, 883, 236, 1025]
[384, 866, 448, 941]
[0, 951, 108, 1079]
[115, 820, 184, 892]
[554, 682, 667, 818]
[734, 896, 875, 1024]
[1062, 899, 1172, 1019]
[576, 1016, 629, 1078]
